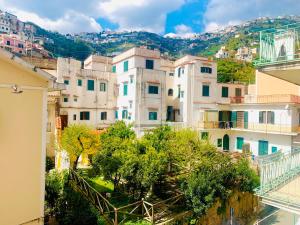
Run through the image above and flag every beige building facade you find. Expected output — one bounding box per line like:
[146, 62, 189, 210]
[0, 49, 62, 225]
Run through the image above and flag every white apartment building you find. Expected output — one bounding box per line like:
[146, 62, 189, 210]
[53, 46, 300, 158]
[235, 46, 253, 62]
[56, 55, 117, 130]
[215, 46, 229, 59]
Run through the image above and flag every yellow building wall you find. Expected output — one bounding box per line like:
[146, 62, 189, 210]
[0, 57, 47, 225]
[256, 70, 300, 95]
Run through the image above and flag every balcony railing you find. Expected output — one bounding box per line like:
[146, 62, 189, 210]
[230, 94, 300, 104]
[254, 22, 300, 67]
[199, 121, 300, 134]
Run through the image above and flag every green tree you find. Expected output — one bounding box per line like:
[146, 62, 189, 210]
[61, 124, 100, 170]
[92, 121, 135, 186]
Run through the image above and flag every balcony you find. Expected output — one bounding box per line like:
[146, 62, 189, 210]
[254, 22, 300, 85]
[199, 121, 300, 134]
[230, 94, 300, 104]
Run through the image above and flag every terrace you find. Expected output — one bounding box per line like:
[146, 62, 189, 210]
[230, 94, 300, 104]
[254, 22, 300, 85]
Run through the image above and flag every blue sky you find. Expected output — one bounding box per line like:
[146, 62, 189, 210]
[1, 0, 300, 35]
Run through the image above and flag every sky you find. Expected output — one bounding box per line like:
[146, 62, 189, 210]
[1, 0, 300, 36]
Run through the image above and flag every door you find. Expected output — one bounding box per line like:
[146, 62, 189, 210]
[60, 115, 68, 130]
[235, 88, 242, 103]
[223, 134, 230, 151]
[258, 140, 269, 156]
[167, 106, 173, 121]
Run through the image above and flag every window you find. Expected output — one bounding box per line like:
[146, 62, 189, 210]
[169, 73, 174, 76]
[77, 79, 82, 86]
[149, 112, 158, 120]
[259, 111, 267, 123]
[178, 68, 181, 77]
[73, 114, 77, 121]
[100, 112, 107, 120]
[272, 146, 278, 153]
[181, 91, 184, 98]
[267, 111, 275, 124]
[258, 140, 269, 156]
[112, 65, 116, 73]
[124, 60, 128, 72]
[217, 138, 222, 147]
[146, 59, 154, 69]
[115, 111, 118, 119]
[122, 110, 128, 119]
[201, 67, 212, 74]
[87, 80, 94, 91]
[130, 76, 134, 83]
[236, 137, 244, 150]
[64, 80, 69, 85]
[222, 86, 229, 98]
[100, 83, 106, 92]
[148, 85, 159, 94]
[202, 85, 210, 97]
[74, 97, 77, 102]
[201, 132, 209, 140]
[178, 85, 181, 98]
[168, 89, 173, 96]
[63, 97, 68, 102]
[80, 111, 90, 120]
[6, 40, 10, 45]
[123, 83, 128, 96]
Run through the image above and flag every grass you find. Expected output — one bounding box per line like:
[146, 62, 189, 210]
[88, 176, 114, 193]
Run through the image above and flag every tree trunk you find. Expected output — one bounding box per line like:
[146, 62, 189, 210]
[72, 156, 79, 170]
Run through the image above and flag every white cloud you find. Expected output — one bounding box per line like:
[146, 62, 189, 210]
[1, 0, 102, 33]
[98, 0, 185, 33]
[204, 0, 300, 32]
[1, 0, 186, 34]
[13, 9, 102, 34]
[165, 24, 196, 39]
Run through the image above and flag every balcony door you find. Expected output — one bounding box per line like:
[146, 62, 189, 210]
[258, 140, 269, 156]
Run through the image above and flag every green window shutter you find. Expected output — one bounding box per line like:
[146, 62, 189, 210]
[259, 111, 266, 123]
[122, 110, 128, 119]
[202, 85, 210, 97]
[77, 79, 82, 86]
[244, 111, 248, 129]
[217, 138, 222, 147]
[63, 97, 68, 102]
[259, 140, 269, 156]
[124, 61, 128, 72]
[112, 65, 116, 73]
[123, 84, 128, 96]
[115, 111, 118, 119]
[149, 112, 158, 120]
[178, 86, 181, 98]
[201, 132, 209, 140]
[222, 87, 228, 97]
[64, 80, 69, 85]
[272, 146, 278, 153]
[231, 111, 237, 128]
[146, 59, 154, 69]
[236, 137, 244, 150]
[87, 80, 95, 91]
[148, 85, 159, 94]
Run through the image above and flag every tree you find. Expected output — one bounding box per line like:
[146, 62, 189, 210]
[217, 59, 255, 84]
[61, 124, 100, 170]
[92, 121, 135, 186]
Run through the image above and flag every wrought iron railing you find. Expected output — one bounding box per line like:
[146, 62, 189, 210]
[255, 147, 300, 195]
[255, 22, 300, 67]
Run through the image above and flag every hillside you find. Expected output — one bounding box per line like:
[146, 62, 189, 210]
[31, 16, 300, 61]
